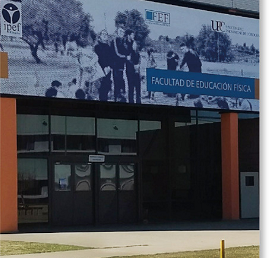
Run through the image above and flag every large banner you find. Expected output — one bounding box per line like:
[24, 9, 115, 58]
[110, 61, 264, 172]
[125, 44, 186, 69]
[0, 0, 259, 111]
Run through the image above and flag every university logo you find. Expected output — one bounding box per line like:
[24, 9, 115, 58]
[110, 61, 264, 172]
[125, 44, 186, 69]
[2, 3, 20, 23]
[145, 9, 170, 26]
[211, 20, 225, 32]
[1, 1, 22, 37]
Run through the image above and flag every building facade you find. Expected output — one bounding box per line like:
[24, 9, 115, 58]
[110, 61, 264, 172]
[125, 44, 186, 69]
[0, 0, 259, 232]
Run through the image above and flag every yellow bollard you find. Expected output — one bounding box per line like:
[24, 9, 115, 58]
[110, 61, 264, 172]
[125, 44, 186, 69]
[220, 240, 225, 258]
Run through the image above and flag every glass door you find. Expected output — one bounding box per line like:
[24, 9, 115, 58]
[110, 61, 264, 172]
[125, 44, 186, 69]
[118, 164, 136, 223]
[52, 162, 93, 226]
[98, 164, 117, 224]
[98, 163, 137, 224]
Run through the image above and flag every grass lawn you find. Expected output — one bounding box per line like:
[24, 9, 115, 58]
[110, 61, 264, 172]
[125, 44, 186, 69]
[113, 246, 260, 258]
[0, 240, 259, 257]
[0, 240, 91, 256]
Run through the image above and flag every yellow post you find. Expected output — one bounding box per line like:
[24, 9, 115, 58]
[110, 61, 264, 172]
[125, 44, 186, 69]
[220, 240, 225, 258]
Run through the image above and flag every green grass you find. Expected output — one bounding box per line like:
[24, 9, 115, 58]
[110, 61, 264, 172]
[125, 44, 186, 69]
[0, 240, 91, 256]
[112, 246, 260, 258]
[0, 240, 259, 257]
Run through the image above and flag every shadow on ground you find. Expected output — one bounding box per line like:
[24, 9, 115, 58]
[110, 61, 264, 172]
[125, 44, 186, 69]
[14, 219, 259, 234]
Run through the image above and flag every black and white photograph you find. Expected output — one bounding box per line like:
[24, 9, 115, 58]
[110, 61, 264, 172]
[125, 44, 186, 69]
[0, 0, 259, 111]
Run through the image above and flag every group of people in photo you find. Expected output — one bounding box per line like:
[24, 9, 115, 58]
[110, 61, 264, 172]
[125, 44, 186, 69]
[44, 27, 252, 110]
[45, 25, 143, 104]
[44, 24, 254, 111]
[45, 24, 205, 106]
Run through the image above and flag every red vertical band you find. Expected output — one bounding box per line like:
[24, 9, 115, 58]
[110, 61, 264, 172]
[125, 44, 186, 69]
[221, 113, 239, 220]
[0, 97, 18, 232]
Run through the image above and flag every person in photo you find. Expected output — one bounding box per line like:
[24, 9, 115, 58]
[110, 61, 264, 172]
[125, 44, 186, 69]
[111, 26, 128, 102]
[45, 80, 65, 98]
[144, 48, 156, 100]
[125, 29, 141, 104]
[125, 29, 141, 103]
[177, 43, 202, 102]
[179, 42, 202, 73]
[166, 50, 179, 97]
[94, 30, 113, 101]
[237, 98, 253, 111]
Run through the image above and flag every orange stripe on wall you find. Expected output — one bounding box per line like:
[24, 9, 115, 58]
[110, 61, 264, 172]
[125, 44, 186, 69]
[0, 52, 8, 78]
[221, 113, 239, 220]
[0, 97, 18, 233]
[255, 79, 259, 100]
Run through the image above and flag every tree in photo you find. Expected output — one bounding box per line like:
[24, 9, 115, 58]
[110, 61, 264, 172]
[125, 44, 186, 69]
[115, 9, 150, 50]
[197, 25, 233, 62]
[22, 0, 95, 63]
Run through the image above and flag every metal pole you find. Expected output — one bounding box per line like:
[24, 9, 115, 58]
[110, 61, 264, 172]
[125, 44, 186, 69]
[220, 240, 225, 258]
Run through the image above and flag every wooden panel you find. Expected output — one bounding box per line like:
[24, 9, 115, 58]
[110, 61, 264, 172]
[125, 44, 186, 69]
[254, 79, 259, 100]
[0, 52, 8, 78]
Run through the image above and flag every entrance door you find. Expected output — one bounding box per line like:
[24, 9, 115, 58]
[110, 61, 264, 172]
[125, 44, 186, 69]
[52, 162, 93, 226]
[98, 163, 137, 224]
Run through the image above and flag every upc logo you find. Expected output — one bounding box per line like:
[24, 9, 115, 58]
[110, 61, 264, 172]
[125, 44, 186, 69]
[211, 20, 225, 32]
[1, 1, 22, 37]
[145, 9, 170, 26]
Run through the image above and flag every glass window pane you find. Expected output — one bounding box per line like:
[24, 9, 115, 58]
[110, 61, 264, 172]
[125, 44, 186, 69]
[66, 117, 95, 152]
[67, 117, 95, 135]
[120, 164, 135, 191]
[51, 116, 66, 134]
[75, 164, 91, 191]
[97, 119, 137, 154]
[238, 113, 259, 120]
[99, 164, 116, 191]
[17, 115, 49, 153]
[51, 116, 66, 151]
[54, 164, 71, 191]
[18, 158, 48, 223]
[140, 121, 161, 131]
[197, 111, 221, 124]
[245, 176, 255, 186]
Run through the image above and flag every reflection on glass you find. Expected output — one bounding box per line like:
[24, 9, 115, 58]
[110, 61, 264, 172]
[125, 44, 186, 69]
[120, 164, 135, 191]
[99, 164, 116, 191]
[197, 111, 221, 124]
[18, 158, 48, 223]
[140, 121, 161, 131]
[54, 164, 71, 191]
[75, 164, 91, 191]
[51, 116, 96, 152]
[51, 116, 65, 151]
[17, 115, 49, 153]
[97, 119, 137, 154]
[67, 117, 95, 152]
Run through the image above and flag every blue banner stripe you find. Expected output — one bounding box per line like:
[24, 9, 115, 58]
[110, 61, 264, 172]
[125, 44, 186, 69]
[147, 68, 255, 99]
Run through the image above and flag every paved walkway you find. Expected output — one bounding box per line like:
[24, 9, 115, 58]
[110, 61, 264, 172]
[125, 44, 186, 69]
[0, 219, 260, 258]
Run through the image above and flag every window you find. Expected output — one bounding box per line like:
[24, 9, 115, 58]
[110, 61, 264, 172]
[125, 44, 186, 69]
[17, 115, 49, 153]
[54, 164, 71, 191]
[245, 176, 255, 186]
[18, 158, 48, 223]
[97, 118, 138, 154]
[51, 116, 95, 152]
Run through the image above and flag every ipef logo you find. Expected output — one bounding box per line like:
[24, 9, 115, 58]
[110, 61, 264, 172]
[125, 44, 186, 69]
[145, 9, 170, 26]
[211, 20, 225, 32]
[1, 0, 22, 37]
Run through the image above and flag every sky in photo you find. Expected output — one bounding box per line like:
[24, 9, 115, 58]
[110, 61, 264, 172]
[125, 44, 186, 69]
[79, 0, 259, 48]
